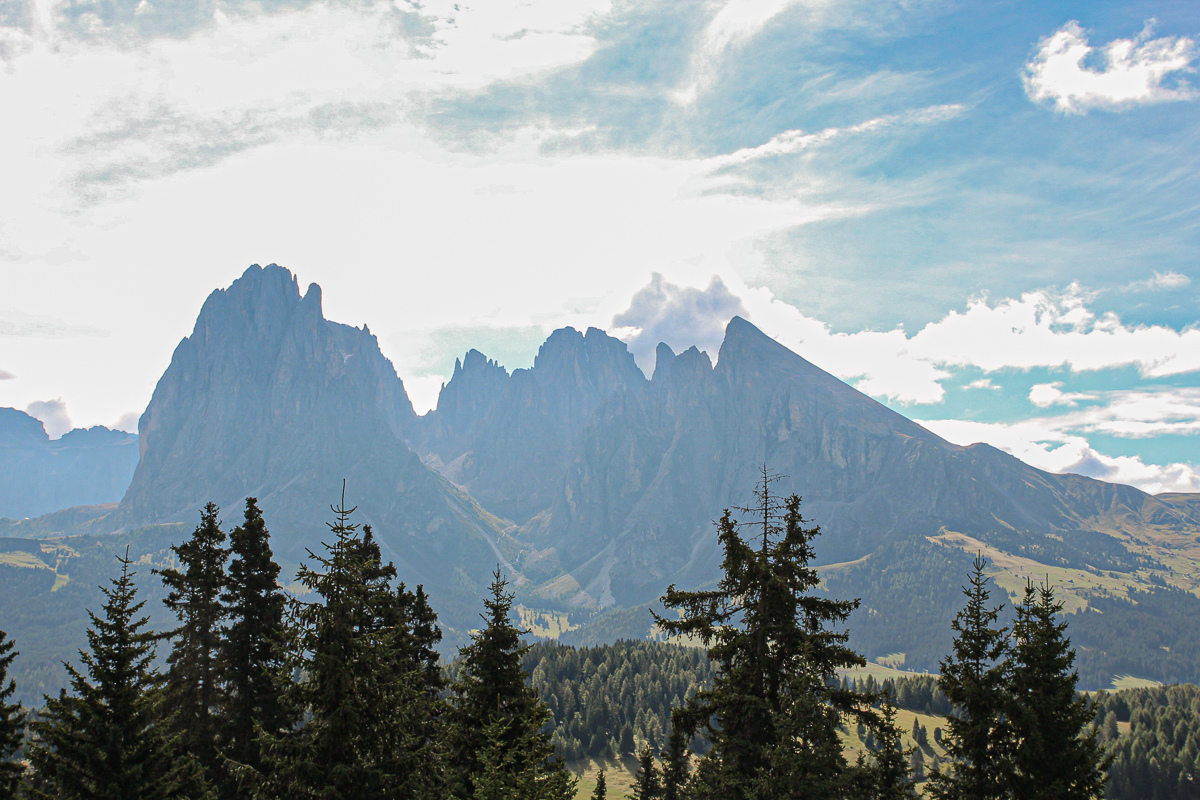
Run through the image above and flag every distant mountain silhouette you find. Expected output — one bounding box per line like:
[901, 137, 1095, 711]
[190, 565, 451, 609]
[0, 409, 138, 519]
[413, 316, 1200, 610]
[8, 265, 1200, 647]
[112, 264, 513, 627]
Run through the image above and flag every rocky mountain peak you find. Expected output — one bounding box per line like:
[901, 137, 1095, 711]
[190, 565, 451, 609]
[0, 408, 49, 446]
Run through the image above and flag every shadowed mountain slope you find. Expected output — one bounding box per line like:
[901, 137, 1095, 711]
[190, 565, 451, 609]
[419, 317, 1200, 610]
[113, 264, 512, 627]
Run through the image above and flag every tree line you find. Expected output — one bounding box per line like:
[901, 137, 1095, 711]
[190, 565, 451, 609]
[621, 470, 1108, 800]
[0, 473, 1113, 798]
[0, 491, 573, 799]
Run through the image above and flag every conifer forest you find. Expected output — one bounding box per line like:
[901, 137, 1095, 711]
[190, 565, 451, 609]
[0, 475, 1189, 799]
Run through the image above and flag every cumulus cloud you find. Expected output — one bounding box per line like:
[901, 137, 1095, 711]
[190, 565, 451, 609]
[1029, 381, 1096, 408]
[26, 398, 73, 438]
[966, 379, 998, 390]
[1024, 20, 1198, 113]
[689, 279, 1200, 406]
[612, 273, 748, 372]
[1125, 270, 1192, 293]
[114, 411, 140, 433]
[902, 286, 1200, 379]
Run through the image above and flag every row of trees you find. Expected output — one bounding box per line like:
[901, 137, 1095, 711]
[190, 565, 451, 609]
[624, 470, 1110, 800]
[0, 491, 574, 800]
[0, 473, 1113, 799]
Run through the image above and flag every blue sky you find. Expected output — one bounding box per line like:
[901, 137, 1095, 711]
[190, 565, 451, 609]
[1, 0, 1198, 493]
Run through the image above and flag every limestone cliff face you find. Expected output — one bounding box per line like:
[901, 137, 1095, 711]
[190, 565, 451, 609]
[0, 409, 138, 519]
[115, 265, 507, 625]
[416, 326, 647, 524]
[529, 317, 1199, 607]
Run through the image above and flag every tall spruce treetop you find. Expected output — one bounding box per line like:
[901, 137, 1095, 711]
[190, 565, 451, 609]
[155, 502, 230, 778]
[927, 555, 1012, 800]
[220, 497, 289, 783]
[447, 568, 575, 800]
[631, 743, 662, 800]
[654, 469, 876, 800]
[1008, 581, 1108, 800]
[258, 487, 435, 800]
[25, 549, 200, 800]
[0, 629, 23, 799]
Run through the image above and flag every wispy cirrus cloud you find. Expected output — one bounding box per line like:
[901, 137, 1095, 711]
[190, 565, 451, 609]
[1124, 270, 1192, 292]
[707, 103, 965, 167]
[1024, 20, 1198, 113]
[0, 309, 108, 339]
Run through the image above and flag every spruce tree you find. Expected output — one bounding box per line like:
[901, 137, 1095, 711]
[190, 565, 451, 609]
[852, 699, 918, 800]
[1007, 580, 1108, 800]
[927, 555, 1012, 800]
[653, 470, 874, 800]
[446, 568, 575, 800]
[219, 497, 289, 792]
[24, 549, 202, 800]
[631, 743, 662, 800]
[0, 629, 23, 799]
[659, 727, 690, 800]
[591, 768, 607, 800]
[257, 490, 435, 800]
[155, 502, 230, 782]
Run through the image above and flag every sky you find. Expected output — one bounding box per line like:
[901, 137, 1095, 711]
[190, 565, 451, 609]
[1, 0, 1199, 494]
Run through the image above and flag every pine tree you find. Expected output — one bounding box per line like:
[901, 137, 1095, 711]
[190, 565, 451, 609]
[653, 470, 874, 800]
[853, 699, 918, 800]
[659, 727, 690, 800]
[446, 568, 575, 800]
[257, 489, 435, 800]
[155, 502, 230, 781]
[1007, 580, 1108, 800]
[0, 629, 23, 799]
[631, 743, 662, 800]
[24, 549, 203, 800]
[219, 497, 289, 792]
[591, 768, 607, 800]
[927, 555, 1012, 800]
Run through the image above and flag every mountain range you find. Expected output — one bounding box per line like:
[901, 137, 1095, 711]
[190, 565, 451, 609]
[4, 263, 1200, 690]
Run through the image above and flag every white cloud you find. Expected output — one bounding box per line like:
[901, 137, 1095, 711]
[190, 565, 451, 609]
[966, 378, 998, 390]
[26, 398, 72, 438]
[916, 413, 1200, 495]
[699, 0, 827, 58]
[612, 273, 747, 372]
[1029, 381, 1095, 408]
[708, 104, 965, 167]
[904, 287, 1200, 379]
[0, 309, 108, 339]
[1024, 20, 1198, 113]
[675, 0, 827, 103]
[1066, 389, 1200, 439]
[113, 411, 139, 433]
[1125, 270, 1192, 292]
[693, 281, 1200, 407]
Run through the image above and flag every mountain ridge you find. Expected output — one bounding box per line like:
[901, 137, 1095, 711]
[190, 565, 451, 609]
[5, 264, 1200, 683]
